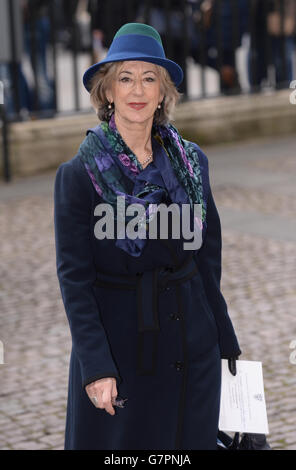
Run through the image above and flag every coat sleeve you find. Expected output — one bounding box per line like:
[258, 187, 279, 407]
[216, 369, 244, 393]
[54, 160, 122, 389]
[195, 151, 242, 359]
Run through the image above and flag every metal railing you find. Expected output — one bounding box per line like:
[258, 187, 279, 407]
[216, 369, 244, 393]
[0, 104, 10, 182]
[1, 0, 296, 119]
[1, 0, 296, 180]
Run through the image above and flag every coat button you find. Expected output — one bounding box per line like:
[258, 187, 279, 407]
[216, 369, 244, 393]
[174, 361, 183, 371]
[165, 266, 173, 272]
[169, 313, 181, 320]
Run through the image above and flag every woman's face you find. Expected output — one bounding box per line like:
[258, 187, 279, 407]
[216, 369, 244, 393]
[106, 61, 164, 125]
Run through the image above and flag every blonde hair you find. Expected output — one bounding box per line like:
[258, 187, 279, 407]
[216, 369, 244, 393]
[89, 61, 182, 125]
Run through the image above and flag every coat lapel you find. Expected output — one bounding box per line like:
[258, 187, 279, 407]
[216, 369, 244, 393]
[151, 136, 190, 205]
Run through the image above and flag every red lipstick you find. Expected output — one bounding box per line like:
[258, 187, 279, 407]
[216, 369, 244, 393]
[128, 103, 147, 110]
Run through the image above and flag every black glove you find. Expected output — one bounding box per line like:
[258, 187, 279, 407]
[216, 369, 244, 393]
[228, 356, 239, 376]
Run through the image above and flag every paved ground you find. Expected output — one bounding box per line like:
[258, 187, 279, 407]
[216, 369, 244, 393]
[0, 133, 295, 450]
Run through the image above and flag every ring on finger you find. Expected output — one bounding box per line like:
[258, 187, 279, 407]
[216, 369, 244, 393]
[91, 396, 98, 406]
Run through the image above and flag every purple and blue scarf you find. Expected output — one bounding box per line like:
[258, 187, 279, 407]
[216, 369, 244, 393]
[77, 113, 208, 257]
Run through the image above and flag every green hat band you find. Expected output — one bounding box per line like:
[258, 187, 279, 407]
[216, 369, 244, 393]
[113, 23, 163, 46]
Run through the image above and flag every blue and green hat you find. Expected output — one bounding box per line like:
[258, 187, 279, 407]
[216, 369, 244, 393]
[83, 23, 184, 91]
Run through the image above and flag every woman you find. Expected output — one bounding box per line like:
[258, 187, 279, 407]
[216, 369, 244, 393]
[54, 22, 241, 450]
[248, 0, 295, 89]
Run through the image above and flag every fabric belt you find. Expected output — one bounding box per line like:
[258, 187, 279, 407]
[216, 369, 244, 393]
[94, 253, 198, 375]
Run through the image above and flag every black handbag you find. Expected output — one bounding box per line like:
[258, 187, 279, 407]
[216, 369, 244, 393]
[217, 431, 272, 450]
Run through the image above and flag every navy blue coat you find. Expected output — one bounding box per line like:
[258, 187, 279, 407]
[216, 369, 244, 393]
[54, 134, 241, 450]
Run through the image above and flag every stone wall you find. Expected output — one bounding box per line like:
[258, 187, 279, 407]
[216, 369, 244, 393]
[176, 89, 296, 146]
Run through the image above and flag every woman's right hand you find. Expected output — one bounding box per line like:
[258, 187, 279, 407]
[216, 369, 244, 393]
[85, 377, 118, 416]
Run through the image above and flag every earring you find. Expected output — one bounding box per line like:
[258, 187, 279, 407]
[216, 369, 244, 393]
[157, 103, 161, 109]
[108, 102, 113, 109]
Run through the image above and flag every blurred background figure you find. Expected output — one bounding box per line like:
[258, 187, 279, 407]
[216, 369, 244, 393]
[0, 0, 55, 119]
[248, 0, 296, 90]
[189, 0, 249, 95]
[61, 0, 93, 52]
[87, 0, 138, 63]
[22, 0, 55, 114]
[135, 0, 194, 94]
[0, 59, 30, 120]
[135, 0, 249, 95]
[60, 0, 80, 47]
[0, 0, 30, 119]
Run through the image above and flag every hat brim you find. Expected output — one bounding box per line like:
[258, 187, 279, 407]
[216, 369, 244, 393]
[83, 54, 184, 92]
